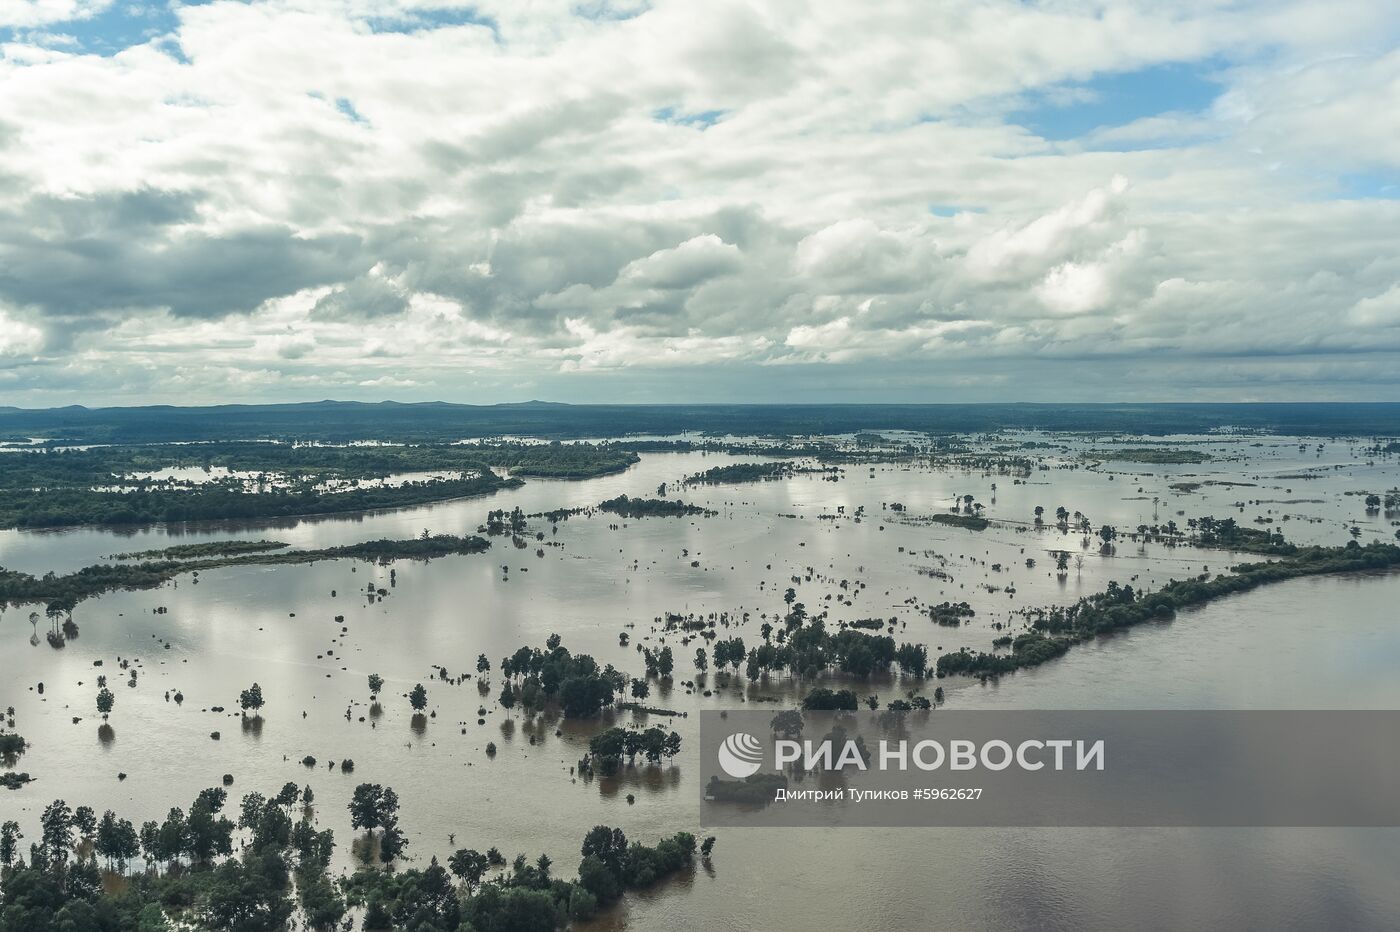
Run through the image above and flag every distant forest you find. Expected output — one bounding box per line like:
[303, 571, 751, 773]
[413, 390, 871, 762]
[0, 441, 637, 530]
[3, 401, 1400, 443]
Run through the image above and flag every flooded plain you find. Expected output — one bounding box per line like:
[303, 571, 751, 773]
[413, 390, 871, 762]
[4, 432, 1400, 931]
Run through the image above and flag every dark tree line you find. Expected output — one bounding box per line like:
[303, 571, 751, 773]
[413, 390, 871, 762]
[497, 636, 629, 718]
[0, 534, 491, 609]
[705, 610, 929, 682]
[939, 540, 1400, 679]
[0, 475, 515, 531]
[581, 727, 683, 776]
[0, 782, 715, 932]
[0, 782, 339, 932]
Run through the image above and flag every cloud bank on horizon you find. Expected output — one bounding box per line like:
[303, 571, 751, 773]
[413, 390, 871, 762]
[0, 0, 1398, 405]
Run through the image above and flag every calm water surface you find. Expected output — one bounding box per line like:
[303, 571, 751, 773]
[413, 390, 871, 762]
[3, 435, 1400, 931]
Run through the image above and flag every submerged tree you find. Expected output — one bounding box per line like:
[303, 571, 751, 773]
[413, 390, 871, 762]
[239, 682, 265, 717]
[94, 810, 139, 869]
[448, 848, 489, 891]
[0, 821, 21, 869]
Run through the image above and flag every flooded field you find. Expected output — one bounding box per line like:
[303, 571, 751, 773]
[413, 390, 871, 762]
[4, 432, 1400, 931]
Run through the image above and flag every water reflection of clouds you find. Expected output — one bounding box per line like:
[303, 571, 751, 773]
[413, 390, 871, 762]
[3, 439, 1400, 930]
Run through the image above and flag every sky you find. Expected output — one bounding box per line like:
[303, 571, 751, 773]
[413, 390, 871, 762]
[0, 1, 1398, 407]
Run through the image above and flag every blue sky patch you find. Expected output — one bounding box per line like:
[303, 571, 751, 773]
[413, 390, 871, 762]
[335, 98, 368, 126]
[1335, 172, 1400, 200]
[1011, 61, 1223, 141]
[654, 106, 725, 129]
[573, 1, 651, 21]
[364, 6, 499, 39]
[0, 0, 196, 58]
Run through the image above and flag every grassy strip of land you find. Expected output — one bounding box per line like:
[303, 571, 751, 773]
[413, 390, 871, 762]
[0, 440, 638, 487]
[0, 474, 519, 530]
[0, 534, 490, 607]
[0, 440, 640, 529]
[598, 496, 716, 519]
[930, 513, 989, 531]
[1087, 447, 1212, 464]
[493, 444, 639, 478]
[529, 496, 716, 523]
[617, 702, 686, 717]
[929, 601, 976, 626]
[681, 461, 838, 485]
[937, 541, 1400, 679]
[1131, 516, 1297, 556]
[110, 539, 290, 560]
[1187, 516, 1295, 555]
[705, 772, 789, 803]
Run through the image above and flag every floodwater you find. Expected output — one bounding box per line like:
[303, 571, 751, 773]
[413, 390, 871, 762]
[3, 433, 1400, 931]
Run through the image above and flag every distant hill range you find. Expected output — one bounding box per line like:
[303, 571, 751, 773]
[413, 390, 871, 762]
[1, 401, 1398, 443]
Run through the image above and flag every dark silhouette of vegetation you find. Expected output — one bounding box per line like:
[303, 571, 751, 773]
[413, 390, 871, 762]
[597, 496, 715, 519]
[0, 734, 27, 761]
[0, 440, 635, 488]
[492, 445, 639, 479]
[0, 439, 640, 530]
[930, 513, 989, 531]
[497, 637, 629, 718]
[348, 783, 406, 865]
[95, 689, 114, 721]
[580, 727, 683, 776]
[342, 823, 698, 931]
[1187, 515, 1296, 555]
[238, 683, 264, 717]
[929, 601, 976, 626]
[938, 541, 1400, 679]
[110, 540, 289, 560]
[712, 615, 929, 682]
[0, 534, 491, 608]
[484, 506, 529, 535]
[801, 688, 859, 710]
[0, 786, 705, 930]
[0, 474, 516, 531]
[0, 728, 26, 790]
[704, 773, 789, 804]
[0, 783, 341, 932]
[1087, 447, 1211, 464]
[5, 400, 1400, 443]
[682, 461, 836, 485]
